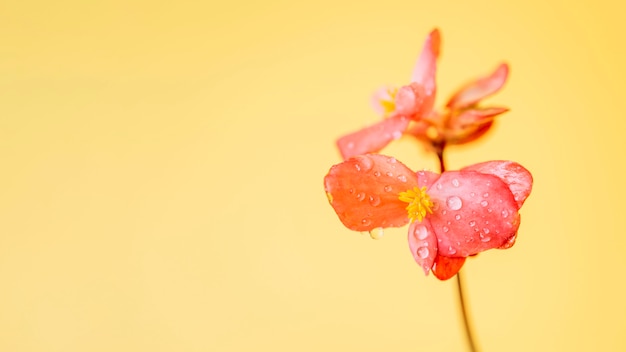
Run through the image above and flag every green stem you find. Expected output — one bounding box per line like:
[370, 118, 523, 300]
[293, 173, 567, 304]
[435, 142, 479, 352]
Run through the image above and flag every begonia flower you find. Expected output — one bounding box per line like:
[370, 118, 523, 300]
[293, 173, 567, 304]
[337, 29, 510, 159]
[324, 154, 532, 280]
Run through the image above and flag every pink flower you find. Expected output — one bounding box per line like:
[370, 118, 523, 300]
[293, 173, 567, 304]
[337, 29, 509, 159]
[324, 154, 532, 280]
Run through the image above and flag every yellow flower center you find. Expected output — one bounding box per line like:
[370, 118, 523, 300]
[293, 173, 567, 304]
[380, 87, 399, 117]
[398, 186, 433, 222]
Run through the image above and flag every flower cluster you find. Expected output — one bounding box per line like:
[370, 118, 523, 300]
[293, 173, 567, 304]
[337, 29, 510, 159]
[324, 29, 533, 280]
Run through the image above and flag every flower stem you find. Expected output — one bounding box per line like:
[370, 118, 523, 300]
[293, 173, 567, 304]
[456, 271, 478, 352]
[434, 142, 479, 352]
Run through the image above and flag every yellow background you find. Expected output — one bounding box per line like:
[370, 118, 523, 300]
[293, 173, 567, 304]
[1, 0, 625, 351]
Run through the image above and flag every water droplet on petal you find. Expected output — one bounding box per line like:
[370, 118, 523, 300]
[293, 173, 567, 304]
[387, 157, 397, 164]
[442, 210, 447, 215]
[443, 226, 449, 233]
[353, 155, 374, 172]
[369, 227, 384, 239]
[368, 195, 381, 206]
[361, 218, 371, 226]
[414, 225, 429, 240]
[417, 246, 430, 259]
[446, 196, 463, 210]
[397, 175, 407, 182]
[349, 188, 355, 194]
[483, 192, 489, 198]
[483, 228, 490, 234]
[374, 171, 381, 177]
[452, 178, 460, 187]
[356, 192, 366, 201]
[470, 192, 476, 197]
[501, 209, 509, 218]
[383, 185, 393, 192]
[487, 208, 492, 213]
[455, 214, 461, 221]
[386, 171, 393, 177]
[469, 220, 476, 227]
[436, 183, 443, 190]
[480, 200, 488, 207]
[448, 246, 456, 255]
[480, 234, 491, 242]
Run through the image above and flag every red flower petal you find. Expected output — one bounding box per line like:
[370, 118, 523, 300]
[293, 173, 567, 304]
[416, 170, 440, 188]
[336, 115, 410, 160]
[324, 154, 418, 231]
[446, 63, 509, 109]
[432, 255, 466, 281]
[427, 171, 520, 257]
[408, 220, 438, 275]
[461, 161, 533, 208]
[451, 107, 509, 128]
[410, 28, 440, 115]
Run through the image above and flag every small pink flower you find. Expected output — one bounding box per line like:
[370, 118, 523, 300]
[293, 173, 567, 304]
[337, 29, 509, 159]
[324, 154, 532, 280]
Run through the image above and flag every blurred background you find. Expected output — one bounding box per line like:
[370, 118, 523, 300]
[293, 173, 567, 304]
[1, 0, 625, 351]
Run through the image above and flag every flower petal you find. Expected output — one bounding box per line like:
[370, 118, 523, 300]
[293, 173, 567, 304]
[408, 220, 438, 275]
[336, 115, 410, 160]
[451, 107, 509, 128]
[416, 170, 440, 188]
[461, 161, 533, 208]
[432, 255, 466, 281]
[324, 154, 418, 231]
[410, 29, 440, 114]
[427, 171, 520, 257]
[446, 63, 509, 109]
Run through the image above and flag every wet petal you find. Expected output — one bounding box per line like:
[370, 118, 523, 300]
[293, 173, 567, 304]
[324, 154, 418, 231]
[432, 255, 466, 281]
[410, 29, 440, 114]
[462, 161, 533, 208]
[427, 171, 520, 257]
[416, 170, 440, 189]
[446, 63, 509, 109]
[408, 220, 438, 275]
[336, 115, 410, 160]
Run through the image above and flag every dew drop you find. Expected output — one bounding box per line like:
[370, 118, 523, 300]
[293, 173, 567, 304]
[417, 246, 430, 259]
[354, 155, 373, 172]
[455, 214, 461, 221]
[387, 157, 397, 164]
[397, 175, 407, 182]
[483, 192, 489, 198]
[356, 192, 366, 201]
[436, 183, 443, 190]
[383, 185, 393, 192]
[501, 209, 509, 218]
[443, 226, 449, 233]
[487, 208, 492, 213]
[442, 210, 447, 215]
[349, 188, 355, 194]
[469, 220, 476, 227]
[480, 234, 491, 242]
[369, 227, 384, 239]
[452, 178, 460, 187]
[368, 195, 381, 206]
[470, 192, 476, 197]
[414, 225, 429, 240]
[446, 196, 463, 210]
[361, 218, 371, 226]
[480, 200, 488, 207]
[448, 246, 456, 255]
[386, 171, 393, 177]
[483, 228, 490, 234]
[374, 171, 381, 177]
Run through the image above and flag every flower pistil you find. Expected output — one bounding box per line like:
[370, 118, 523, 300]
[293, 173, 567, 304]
[398, 186, 433, 222]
